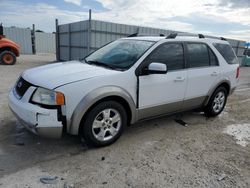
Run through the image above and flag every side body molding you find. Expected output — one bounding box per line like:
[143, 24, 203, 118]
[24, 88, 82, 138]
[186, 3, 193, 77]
[69, 86, 137, 135]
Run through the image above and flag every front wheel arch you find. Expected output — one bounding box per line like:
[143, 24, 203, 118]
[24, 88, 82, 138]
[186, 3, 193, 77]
[80, 100, 128, 146]
[78, 96, 132, 136]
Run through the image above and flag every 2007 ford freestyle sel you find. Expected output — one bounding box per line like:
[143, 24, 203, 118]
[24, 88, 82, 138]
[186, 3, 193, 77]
[9, 34, 239, 147]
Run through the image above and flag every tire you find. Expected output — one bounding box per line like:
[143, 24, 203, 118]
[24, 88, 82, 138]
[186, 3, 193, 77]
[81, 101, 127, 147]
[204, 87, 228, 117]
[0, 51, 16, 65]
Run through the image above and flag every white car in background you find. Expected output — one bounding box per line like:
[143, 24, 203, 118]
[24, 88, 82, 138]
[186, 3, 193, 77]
[9, 34, 240, 147]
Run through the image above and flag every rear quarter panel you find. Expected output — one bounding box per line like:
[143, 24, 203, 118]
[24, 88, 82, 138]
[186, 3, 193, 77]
[207, 41, 239, 91]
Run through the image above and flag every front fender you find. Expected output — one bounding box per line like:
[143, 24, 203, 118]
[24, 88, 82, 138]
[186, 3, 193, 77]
[69, 86, 137, 135]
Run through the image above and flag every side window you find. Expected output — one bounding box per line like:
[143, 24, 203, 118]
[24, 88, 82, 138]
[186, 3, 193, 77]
[147, 43, 184, 71]
[209, 48, 218, 66]
[187, 43, 210, 68]
[244, 49, 250, 56]
[213, 43, 238, 64]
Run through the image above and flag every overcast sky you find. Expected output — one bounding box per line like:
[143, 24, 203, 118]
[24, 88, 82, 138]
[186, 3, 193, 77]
[1, 0, 250, 41]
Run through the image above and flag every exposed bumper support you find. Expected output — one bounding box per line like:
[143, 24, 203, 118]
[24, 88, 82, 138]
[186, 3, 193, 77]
[8, 87, 63, 138]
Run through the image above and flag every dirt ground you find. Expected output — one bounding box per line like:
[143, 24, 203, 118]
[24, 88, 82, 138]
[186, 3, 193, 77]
[0, 54, 249, 188]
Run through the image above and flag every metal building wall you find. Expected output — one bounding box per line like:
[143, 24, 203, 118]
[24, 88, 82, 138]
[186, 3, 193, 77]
[57, 20, 178, 61]
[3, 27, 56, 54]
[3, 27, 33, 54]
[35, 32, 56, 53]
[57, 20, 246, 62]
[58, 21, 89, 61]
[90, 20, 137, 52]
[227, 39, 246, 63]
[90, 20, 177, 52]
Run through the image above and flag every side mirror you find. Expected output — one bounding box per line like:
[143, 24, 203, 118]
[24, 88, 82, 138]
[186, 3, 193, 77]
[147, 62, 167, 74]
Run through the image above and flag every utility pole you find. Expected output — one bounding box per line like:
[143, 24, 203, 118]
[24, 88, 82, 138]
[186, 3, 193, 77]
[55, 19, 59, 61]
[87, 9, 92, 54]
[0, 23, 3, 36]
[31, 24, 36, 54]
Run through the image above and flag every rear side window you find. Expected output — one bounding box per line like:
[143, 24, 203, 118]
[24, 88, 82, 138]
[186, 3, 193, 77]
[244, 49, 250, 56]
[209, 48, 218, 66]
[186, 43, 210, 68]
[147, 43, 184, 71]
[213, 43, 238, 64]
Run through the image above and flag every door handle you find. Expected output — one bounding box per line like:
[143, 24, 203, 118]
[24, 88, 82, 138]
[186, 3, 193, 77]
[174, 77, 185, 82]
[211, 72, 218, 76]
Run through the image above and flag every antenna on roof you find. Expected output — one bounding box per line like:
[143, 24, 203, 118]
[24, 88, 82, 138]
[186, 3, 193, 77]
[198, 34, 205, 38]
[127, 33, 138, 37]
[166, 33, 177, 39]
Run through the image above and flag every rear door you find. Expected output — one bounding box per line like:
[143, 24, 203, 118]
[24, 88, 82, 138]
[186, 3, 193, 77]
[184, 42, 220, 109]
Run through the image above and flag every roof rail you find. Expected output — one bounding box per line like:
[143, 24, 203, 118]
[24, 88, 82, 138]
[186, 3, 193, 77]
[198, 34, 205, 38]
[220, 37, 227, 41]
[166, 33, 227, 41]
[166, 33, 178, 39]
[127, 33, 166, 37]
[127, 33, 138, 37]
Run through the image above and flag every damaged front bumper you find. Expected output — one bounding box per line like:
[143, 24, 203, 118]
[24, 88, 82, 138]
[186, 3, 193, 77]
[8, 86, 63, 138]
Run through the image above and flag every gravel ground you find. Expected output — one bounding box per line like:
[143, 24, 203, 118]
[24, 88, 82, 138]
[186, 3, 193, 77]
[0, 54, 249, 188]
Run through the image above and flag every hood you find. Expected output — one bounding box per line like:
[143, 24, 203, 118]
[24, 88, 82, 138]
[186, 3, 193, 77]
[22, 61, 118, 89]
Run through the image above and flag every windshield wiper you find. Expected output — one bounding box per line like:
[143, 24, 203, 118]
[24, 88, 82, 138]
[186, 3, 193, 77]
[86, 60, 120, 70]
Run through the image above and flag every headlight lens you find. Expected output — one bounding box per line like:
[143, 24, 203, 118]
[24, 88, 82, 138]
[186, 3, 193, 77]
[32, 87, 65, 105]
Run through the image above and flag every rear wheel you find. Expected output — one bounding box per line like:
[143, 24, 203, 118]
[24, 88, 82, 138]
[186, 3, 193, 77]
[81, 101, 127, 147]
[204, 87, 228, 117]
[0, 51, 16, 65]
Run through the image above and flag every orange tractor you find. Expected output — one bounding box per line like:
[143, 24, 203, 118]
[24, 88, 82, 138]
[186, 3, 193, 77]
[0, 24, 20, 65]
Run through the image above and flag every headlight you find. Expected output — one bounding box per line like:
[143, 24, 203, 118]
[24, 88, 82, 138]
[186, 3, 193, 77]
[32, 87, 65, 105]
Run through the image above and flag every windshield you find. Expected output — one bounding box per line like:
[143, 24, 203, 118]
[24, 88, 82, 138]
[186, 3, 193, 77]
[85, 39, 154, 70]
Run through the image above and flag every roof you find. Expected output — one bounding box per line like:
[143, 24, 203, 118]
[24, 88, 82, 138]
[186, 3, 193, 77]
[123, 36, 229, 44]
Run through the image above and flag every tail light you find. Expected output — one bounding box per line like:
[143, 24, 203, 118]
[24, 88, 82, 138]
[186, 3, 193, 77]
[236, 67, 240, 79]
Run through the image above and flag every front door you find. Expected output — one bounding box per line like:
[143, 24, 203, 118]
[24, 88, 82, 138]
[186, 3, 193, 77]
[137, 42, 188, 120]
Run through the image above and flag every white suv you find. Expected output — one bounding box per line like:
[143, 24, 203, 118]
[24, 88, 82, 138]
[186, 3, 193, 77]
[9, 34, 240, 147]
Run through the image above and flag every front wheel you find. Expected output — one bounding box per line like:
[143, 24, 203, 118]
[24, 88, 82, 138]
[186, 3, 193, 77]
[0, 51, 16, 65]
[81, 101, 127, 147]
[204, 87, 228, 117]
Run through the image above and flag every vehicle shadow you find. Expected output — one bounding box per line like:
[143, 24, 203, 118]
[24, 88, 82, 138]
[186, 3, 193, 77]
[125, 110, 209, 133]
[0, 110, 209, 178]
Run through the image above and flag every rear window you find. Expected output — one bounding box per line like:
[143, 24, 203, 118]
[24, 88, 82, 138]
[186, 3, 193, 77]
[213, 43, 238, 64]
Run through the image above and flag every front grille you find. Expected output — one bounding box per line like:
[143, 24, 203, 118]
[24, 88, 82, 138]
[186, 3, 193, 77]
[15, 77, 32, 98]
